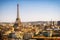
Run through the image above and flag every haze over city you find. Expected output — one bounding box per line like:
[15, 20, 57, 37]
[0, 0, 60, 22]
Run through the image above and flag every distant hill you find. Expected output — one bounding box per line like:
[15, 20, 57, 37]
[0, 21, 60, 25]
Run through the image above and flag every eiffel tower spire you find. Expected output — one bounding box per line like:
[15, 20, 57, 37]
[17, 4, 19, 19]
[13, 4, 22, 29]
[16, 3, 21, 24]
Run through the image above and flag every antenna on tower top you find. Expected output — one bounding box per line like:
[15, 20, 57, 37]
[17, 0, 19, 4]
[17, 0, 20, 18]
[17, 3, 19, 18]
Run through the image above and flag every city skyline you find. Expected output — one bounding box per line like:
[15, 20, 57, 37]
[0, 0, 60, 22]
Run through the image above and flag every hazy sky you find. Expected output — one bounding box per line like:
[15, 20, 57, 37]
[0, 0, 60, 22]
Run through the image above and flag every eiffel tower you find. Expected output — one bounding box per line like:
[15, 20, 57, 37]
[13, 4, 22, 30]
